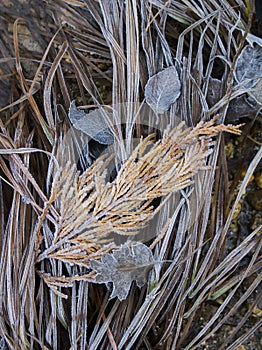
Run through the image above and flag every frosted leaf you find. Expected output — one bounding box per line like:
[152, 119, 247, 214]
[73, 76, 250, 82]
[235, 45, 262, 89]
[69, 101, 114, 145]
[206, 78, 223, 107]
[89, 242, 155, 301]
[226, 95, 258, 121]
[132, 243, 154, 265]
[234, 45, 262, 105]
[249, 76, 262, 105]
[145, 66, 181, 114]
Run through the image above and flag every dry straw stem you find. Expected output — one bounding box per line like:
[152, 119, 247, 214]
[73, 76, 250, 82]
[37, 117, 242, 268]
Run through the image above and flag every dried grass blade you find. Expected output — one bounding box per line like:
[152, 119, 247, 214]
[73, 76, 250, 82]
[43, 41, 68, 131]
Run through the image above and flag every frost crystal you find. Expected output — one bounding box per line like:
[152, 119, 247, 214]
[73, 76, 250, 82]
[90, 243, 155, 301]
